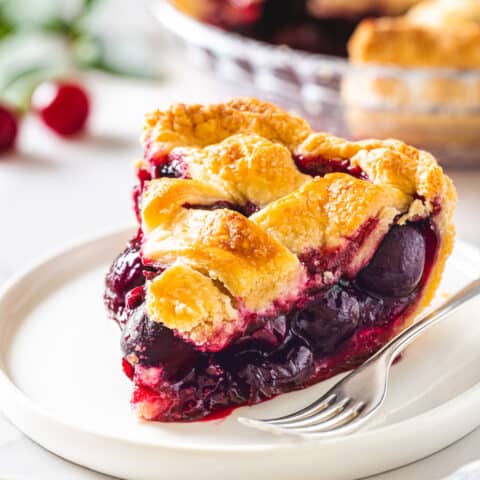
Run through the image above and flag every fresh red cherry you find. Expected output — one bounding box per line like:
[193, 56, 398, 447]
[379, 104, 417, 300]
[31, 80, 90, 136]
[0, 104, 18, 152]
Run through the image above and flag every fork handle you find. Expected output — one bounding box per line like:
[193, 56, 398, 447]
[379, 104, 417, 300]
[378, 278, 480, 365]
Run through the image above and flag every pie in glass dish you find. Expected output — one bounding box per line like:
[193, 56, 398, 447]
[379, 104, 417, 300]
[344, 0, 480, 155]
[104, 98, 456, 422]
[171, 0, 421, 56]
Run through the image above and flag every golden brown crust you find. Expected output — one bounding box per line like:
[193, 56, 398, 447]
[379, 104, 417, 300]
[349, 0, 480, 67]
[182, 134, 310, 207]
[409, 174, 456, 329]
[143, 187, 304, 313]
[408, 0, 480, 29]
[349, 17, 480, 68]
[141, 98, 456, 351]
[145, 263, 242, 351]
[143, 97, 311, 160]
[252, 173, 411, 255]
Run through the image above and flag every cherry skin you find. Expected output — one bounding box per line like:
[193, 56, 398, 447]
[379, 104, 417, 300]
[292, 286, 360, 354]
[104, 238, 145, 325]
[357, 225, 426, 298]
[121, 308, 199, 380]
[0, 104, 18, 152]
[31, 81, 90, 136]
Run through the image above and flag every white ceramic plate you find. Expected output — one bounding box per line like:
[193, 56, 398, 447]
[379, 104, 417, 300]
[1, 228, 480, 480]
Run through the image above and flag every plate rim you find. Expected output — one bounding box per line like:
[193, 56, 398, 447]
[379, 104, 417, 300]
[0, 226, 479, 454]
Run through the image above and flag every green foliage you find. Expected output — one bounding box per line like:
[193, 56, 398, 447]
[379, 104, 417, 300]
[0, 0, 155, 108]
[0, 4, 14, 39]
[2, 65, 53, 112]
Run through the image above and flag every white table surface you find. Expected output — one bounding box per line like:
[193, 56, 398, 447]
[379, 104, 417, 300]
[1, 60, 480, 480]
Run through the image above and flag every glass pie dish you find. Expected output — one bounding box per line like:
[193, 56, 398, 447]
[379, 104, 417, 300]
[150, 0, 480, 168]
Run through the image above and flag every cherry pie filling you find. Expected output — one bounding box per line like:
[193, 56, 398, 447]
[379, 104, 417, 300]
[187, 0, 401, 56]
[105, 154, 439, 422]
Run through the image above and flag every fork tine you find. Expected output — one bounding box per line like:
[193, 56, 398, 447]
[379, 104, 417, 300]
[290, 401, 366, 434]
[238, 401, 366, 437]
[272, 397, 350, 428]
[254, 393, 337, 425]
[240, 279, 480, 438]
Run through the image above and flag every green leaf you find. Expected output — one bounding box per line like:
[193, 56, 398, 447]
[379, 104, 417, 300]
[71, 34, 153, 78]
[1, 64, 48, 92]
[40, 16, 73, 36]
[74, 0, 101, 23]
[82, 0, 100, 15]
[70, 33, 102, 67]
[0, 5, 15, 40]
[1, 64, 53, 112]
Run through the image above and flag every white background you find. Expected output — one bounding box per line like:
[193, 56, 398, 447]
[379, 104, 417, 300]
[1, 1, 480, 478]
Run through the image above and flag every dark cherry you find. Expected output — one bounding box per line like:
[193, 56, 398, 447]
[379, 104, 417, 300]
[32, 81, 90, 136]
[353, 286, 415, 329]
[236, 345, 314, 400]
[294, 154, 366, 179]
[107, 219, 435, 421]
[292, 286, 359, 354]
[154, 160, 184, 179]
[357, 225, 426, 298]
[0, 104, 18, 152]
[104, 238, 145, 324]
[185, 200, 259, 217]
[121, 308, 200, 380]
[151, 151, 187, 179]
[132, 361, 246, 422]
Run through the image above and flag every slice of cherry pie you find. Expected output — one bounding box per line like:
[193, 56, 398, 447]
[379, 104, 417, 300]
[105, 98, 456, 422]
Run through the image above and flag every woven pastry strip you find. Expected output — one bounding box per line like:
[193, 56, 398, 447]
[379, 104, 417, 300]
[139, 98, 455, 352]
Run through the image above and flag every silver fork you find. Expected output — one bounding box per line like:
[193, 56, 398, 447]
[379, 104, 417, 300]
[239, 278, 480, 437]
